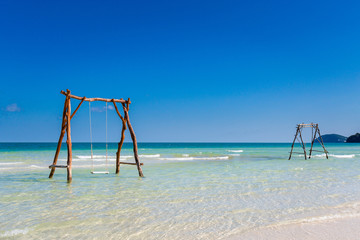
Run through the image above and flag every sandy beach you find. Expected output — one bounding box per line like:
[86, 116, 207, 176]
[229, 213, 360, 240]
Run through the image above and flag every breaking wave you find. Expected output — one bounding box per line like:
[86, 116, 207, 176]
[74, 155, 133, 161]
[139, 154, 160, 158]
[312, 154, 355, 159]
[158, 156, 229, 161]
[0, 228, 29, 237]
[0, 162, 23, 165]
[76, 155, 133, 159]
[227, 150, 244, 153]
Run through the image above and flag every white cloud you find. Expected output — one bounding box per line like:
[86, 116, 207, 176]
[91, 105, 114, 112]
[5, 103, 20, 112]
[91, 107, 104, 112]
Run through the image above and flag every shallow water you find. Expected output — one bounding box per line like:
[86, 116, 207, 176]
[0, 143, 360, 239]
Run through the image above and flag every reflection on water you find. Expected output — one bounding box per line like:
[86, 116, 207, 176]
[0, 143, 360, 239]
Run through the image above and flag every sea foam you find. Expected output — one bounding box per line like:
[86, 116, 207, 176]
[312, 154, 355, 159]
[0, 162, 23, 165]
[227, 150, 244, 153]
[0, 228, 29, 237]
[76, 155, 120, 159]
[159, 156, 229, 161]
[139, 154, 160, 158]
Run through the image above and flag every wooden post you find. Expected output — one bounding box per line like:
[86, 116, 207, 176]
[316, 126, 329, 159]
[112, 100, 127, 174]
[66, 90, 73, 182]
[308, 125, 317, 159]
[288, 126, 299, 160]
[298, 127, 307, 160]
[49, 96, 69, 178]
[57, 97, 85, 137]
[122, 100, 144, 177]
[116, 122, 126, 174]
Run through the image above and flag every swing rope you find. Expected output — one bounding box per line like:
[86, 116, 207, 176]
[105, 102, 108, 172]
[89, 101, 94, 171]
[89, 101, 109, 174]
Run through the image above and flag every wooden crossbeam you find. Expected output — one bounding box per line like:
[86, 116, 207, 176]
[298, 123, 317, 127]
[60, 90, 130, 104]
[119, 162, 144, 166]
[49, 165, 68, 168]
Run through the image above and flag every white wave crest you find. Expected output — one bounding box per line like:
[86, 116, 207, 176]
[74, 156, 133, 161]
[76, 155, 109, 159]
[273, 212, 360, 228]
[72, 164, 112, 168]
[76, 158, 117, 162]
[301, 212, 360, 223]
[159, 156, 229, 161]
[139, 154, 160, 158]
[227, 150, 244, 153]
[0, 228, 29, 237]
[0, 162, 23, 165]
[1, 165, 47, 171]
[30, 165, 47, 169]
[75, 154, 160, 160]
[0, 167, 16, 171]
[313, 154, 355, 159]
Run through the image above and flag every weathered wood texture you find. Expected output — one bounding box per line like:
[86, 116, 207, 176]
[49, 165, 68, 168]
[66, 90, 73, 182]
[112, 100, 127, 174]
[120, 162, 144, 166]
[288, 123, 329, 160]
[49, 95, 69, 178]
[298, 129, 307, 160]
[61, 90, 130, 103]
[49, 90, 144, 181]
[288, 126, 299, 160]
[316, 127, 329, 159]
[122, 100, 144, 177]
[308, 126, 317, 159]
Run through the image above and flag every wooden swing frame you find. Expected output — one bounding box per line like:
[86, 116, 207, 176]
[288, 123, 329, 160]
[49, 89, 144, 182]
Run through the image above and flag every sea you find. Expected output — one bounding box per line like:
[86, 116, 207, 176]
[0, 142, 360, 239]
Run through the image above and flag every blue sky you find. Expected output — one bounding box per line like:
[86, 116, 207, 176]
[0, 0, 360, 142]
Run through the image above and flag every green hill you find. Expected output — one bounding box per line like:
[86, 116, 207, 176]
[317, 134, 347, 143]
[346, 133, 360, 143]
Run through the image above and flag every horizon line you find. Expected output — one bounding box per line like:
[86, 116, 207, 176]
[0, 141, 350, 144]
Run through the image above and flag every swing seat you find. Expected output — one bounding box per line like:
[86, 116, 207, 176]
[91, 171, 109, 174]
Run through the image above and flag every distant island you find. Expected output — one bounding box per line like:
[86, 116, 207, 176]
[346, 133, 360, 143]
[315, 133, 360, 143]
[318, 134, 347, 143]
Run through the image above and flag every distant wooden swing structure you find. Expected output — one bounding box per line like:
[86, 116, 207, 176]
[288, 123, 329, 160]
[49, 89, 144, 182]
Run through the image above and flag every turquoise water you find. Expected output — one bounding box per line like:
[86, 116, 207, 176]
[1, 143, 360, 239]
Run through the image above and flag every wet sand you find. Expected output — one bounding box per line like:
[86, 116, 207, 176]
[229, 215, 360, 240]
